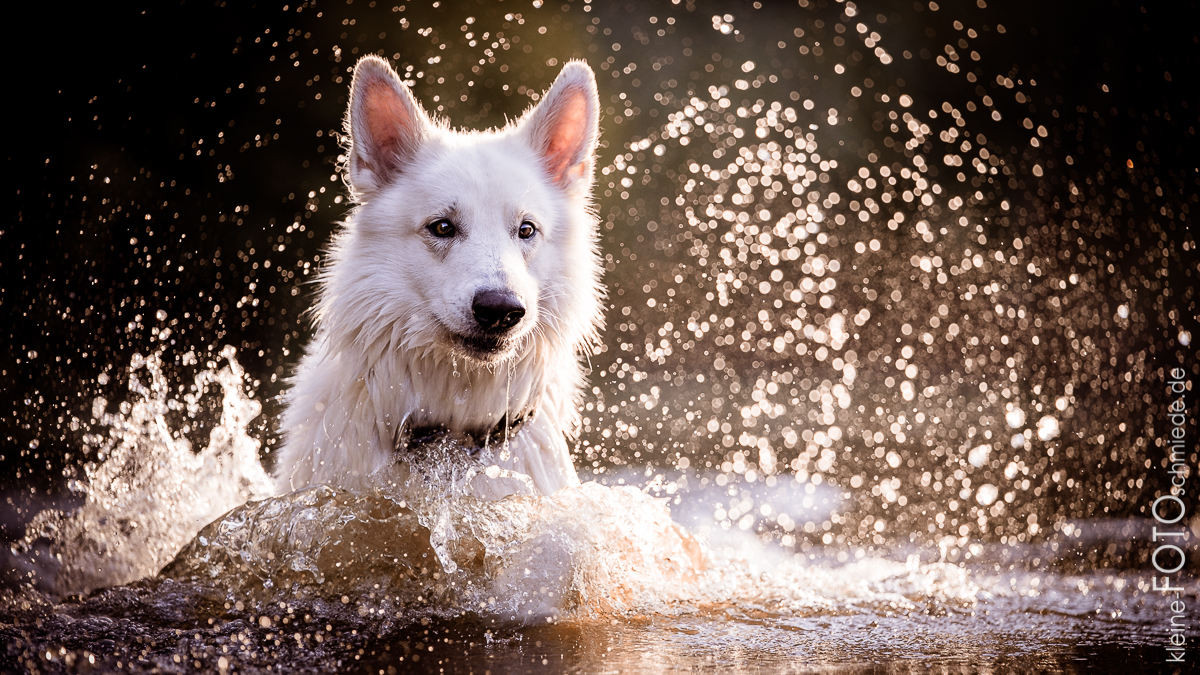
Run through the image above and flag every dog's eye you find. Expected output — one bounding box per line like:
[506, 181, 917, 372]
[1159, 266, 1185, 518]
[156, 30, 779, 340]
[427, 219, 457, 238]
[517, 220, 537, 240]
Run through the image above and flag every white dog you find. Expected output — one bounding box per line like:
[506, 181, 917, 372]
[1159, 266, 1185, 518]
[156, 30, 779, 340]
[274, 56, 603, 498]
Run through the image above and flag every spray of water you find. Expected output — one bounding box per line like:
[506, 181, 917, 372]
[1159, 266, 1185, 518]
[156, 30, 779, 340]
[14, 324, 273, 597]
[10, 327, 975, 626]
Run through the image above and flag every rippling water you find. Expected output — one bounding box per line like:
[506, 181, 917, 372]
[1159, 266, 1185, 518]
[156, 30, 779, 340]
[3, 0, 1197, 671]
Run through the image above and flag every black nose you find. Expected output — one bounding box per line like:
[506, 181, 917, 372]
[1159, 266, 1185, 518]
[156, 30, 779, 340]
[472, 289, 525, 332]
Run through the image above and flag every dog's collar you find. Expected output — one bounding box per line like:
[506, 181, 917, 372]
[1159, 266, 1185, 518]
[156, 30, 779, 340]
[400, 408, 536, 451]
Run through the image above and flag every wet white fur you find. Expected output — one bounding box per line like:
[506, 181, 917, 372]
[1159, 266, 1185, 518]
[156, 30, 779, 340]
[275, 56, 603, 497]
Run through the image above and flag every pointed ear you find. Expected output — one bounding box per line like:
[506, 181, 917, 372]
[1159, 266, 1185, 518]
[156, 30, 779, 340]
[521, 61, 600, 191]
[345, 56, 431, 199]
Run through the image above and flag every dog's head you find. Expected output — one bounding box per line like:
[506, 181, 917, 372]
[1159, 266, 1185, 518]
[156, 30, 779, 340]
[331, 56, 602, 365]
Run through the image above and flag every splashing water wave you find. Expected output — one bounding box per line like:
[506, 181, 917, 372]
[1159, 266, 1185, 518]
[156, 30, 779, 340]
[10, 342, 976, 630]
[14, 340, 274, 597]
[161, 452, 978, 624]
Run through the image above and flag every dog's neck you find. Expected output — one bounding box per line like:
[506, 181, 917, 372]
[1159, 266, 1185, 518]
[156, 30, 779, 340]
[402, 406, 537, 452]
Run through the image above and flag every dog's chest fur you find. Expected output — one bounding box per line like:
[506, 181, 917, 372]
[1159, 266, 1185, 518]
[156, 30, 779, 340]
[277, 324, 584, 496]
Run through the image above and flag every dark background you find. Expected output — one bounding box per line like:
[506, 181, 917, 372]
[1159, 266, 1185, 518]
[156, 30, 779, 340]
[2, 1, 1197, 546]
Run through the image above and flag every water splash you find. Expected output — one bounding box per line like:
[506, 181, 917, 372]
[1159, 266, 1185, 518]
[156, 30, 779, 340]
[4, 326, 977, 626]
[165, 489, 971, 626]
[160, 443, 701, 622]
[14, 333, 273, 597]
[154, 440, 977, 626]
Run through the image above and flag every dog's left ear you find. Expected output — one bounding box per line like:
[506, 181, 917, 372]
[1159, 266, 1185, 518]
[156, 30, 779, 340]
[521, 61, 600, 192]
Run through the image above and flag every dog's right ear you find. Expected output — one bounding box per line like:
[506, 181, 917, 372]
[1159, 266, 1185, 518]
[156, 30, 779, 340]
[346, 56, 430, 199]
